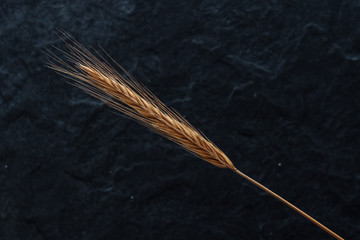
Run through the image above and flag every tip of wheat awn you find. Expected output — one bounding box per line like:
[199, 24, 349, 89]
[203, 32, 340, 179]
[45, 31, 344, 240]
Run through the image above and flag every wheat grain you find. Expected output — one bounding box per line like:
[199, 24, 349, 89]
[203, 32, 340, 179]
[45, 31, 344, 240]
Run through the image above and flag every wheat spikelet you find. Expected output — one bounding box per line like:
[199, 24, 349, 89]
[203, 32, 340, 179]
[45, 32, 343, 240]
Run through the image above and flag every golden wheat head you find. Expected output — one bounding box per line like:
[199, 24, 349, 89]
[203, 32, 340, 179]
[45, 32, 343, 240]
[45, 32, 234, 170]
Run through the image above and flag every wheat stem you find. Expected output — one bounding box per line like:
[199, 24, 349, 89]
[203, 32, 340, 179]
[45, 31, 344, 240]
[232, 168, 344, 240]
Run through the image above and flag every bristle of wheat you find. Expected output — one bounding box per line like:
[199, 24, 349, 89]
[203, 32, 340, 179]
[46, 32, 235, 170]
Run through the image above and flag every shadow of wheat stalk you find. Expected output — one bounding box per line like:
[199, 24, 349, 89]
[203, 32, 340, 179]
[44, 31, 343, 240]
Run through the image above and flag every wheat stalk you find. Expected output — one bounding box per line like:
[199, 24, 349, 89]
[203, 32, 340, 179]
[45, 32, 343, 240]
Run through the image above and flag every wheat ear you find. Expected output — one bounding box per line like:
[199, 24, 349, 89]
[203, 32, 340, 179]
[45, 32, 343, 240]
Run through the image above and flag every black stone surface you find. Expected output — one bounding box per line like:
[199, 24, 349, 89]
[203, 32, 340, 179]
[0, 1, 359, 239]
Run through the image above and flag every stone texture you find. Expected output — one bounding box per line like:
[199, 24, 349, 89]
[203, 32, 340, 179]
[0, 1, 359, 239]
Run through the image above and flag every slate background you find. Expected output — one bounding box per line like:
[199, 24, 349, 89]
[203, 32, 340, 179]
[0, 0, 359, 239]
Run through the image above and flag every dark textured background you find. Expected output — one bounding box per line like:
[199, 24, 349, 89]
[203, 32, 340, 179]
[0, 1, 359, 239]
